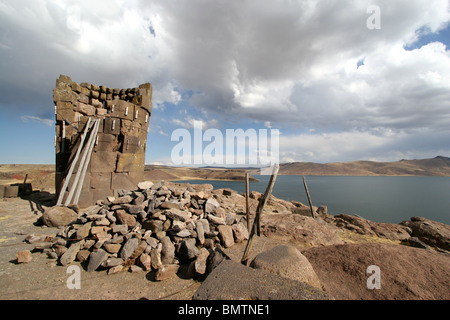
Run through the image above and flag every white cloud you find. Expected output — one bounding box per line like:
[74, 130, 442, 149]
[278, 127, 450, 163]
[158, 130, 169, 137]
[2, 0, 450, 163]
[20, 115, 54, 127]
[172, 116, 220, 131]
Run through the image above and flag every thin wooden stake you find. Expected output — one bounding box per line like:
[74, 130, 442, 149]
[302, 176, 316, 218]
[241, 164, 279, 265]
[245, 172, 250, 232]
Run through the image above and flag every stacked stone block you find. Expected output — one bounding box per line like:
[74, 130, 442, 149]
[54, 75, 152, 208]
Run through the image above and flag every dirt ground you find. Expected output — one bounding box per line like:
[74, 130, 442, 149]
[0, 193, 286, 300]
[0, 194, 199, 300]
[3, 190, 448, 300]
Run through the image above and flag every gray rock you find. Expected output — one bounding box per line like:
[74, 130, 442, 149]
[160, 236, 175, 264]
[194, 259, 332, 300]
[138, 181, 154, 190]
[155, 264, 180, 281]
[151, 246, 163, 269]
[120, 204, 145, 214]
[42, 207, 78, 227]
[165, 208, 190, 222]
[194, 248, 210, 274]
[171, 220, 186, 231]
[205, 198, 220, 214]
[176, 229, 191, 238]
[407, 236, 432, 250]
[111, 195, 133, 204]
[75, 222, 92, 240]
[120, 238, 139, 260]
[400, 217, 450, 251]
[130, 265, 143, 273]
[196, 220, 205, 245]
[115, 210, 136, 228]
[250, 245, 322, 289]
[142, 220, 163, 233]
[232, 222, 249, 243]
[87, 249, 109, 272]
[146, 237, 158, 248]
[200, 219, 210, 233]
[112, 224, 128, 234]
[217, 225, 234, 248]
[59, 241, 83, 266]
[207, 214, 226, 225]
[178, 238, 200, 261]
[106, 211, 116, 223]
[103, 257, 124, 268]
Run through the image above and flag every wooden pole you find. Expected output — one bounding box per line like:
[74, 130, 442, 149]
[56, 118, 92, 206]
[73, 119, 100, 205]
[245, 172, 250, 232]
[241, 164, 279, 265]
[65, 119, 98, 206]
[302, 176, 316, 218]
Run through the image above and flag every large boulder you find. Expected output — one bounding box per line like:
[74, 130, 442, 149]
[302, 243, 450, 300]
[42, 206, 78, 227]
[250, 245, 322, 290]
[332, 214, 411, 241]
[260, 214, 344, 246]
[400, 217, 450, 251]
[193, 259, 332, 300]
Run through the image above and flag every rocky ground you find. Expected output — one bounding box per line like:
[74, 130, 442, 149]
[0, 180, 449, 300]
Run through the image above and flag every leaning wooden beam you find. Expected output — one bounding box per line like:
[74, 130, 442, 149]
[241, 164, 279, 265]
[245, 172, 250, 232]
[64, 119, 99, 206]
[302, 176, 316, 218]
[256, 164, 279, 236]
[73, 119, 100, 205]
[56, 118, 92, 206]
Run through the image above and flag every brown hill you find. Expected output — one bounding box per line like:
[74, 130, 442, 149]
[275, 156, 450, 176]
[144, 165, 258, 181]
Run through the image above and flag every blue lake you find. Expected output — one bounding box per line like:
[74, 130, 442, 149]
[173, 175, 450, 225]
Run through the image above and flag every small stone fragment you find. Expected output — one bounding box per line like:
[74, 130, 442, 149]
[155, 264, 180, 281]
[16, 250, 32, 263]
[120, 238, 139, 260]
[87, 249, 109, 272]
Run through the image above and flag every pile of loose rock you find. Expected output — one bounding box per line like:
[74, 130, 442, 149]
[26, 180, 249, 280]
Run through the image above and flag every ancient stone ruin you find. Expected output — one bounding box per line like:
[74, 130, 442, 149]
[54, 75, 152, 208]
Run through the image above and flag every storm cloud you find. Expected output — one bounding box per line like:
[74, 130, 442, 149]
[1, 0, 449, 163]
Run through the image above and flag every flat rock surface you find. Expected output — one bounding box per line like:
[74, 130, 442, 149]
[301, 243, 450, 300]
[260, 214, 344, 246]
[193, 259, 332, 300]
[250, 245, 322, 289]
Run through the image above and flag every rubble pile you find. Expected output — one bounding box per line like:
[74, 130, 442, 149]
[26, 181, 250, 279]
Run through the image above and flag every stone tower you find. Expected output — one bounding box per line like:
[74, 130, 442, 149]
[54, 75, 152, 208]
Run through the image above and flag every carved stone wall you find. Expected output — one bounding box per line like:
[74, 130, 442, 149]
[54, 75, 152, 208]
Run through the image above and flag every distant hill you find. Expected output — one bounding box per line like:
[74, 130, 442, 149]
[143, 165, 259, 181]
[272, 156, 450, 176]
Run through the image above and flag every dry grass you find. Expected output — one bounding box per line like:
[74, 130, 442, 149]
[337, 228, 402, 246]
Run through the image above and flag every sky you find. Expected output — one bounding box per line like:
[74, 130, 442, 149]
[1, 0, 450, 166]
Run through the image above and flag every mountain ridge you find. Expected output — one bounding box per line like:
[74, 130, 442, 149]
[272, 156, 450, 176]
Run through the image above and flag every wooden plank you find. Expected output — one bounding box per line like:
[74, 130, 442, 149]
[56, 118, 92, 206]
[73, 119, 100, 205]
[64, 119, 98, 206]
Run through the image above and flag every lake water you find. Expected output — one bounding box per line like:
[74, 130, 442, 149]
[173, 175, 450, 225]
